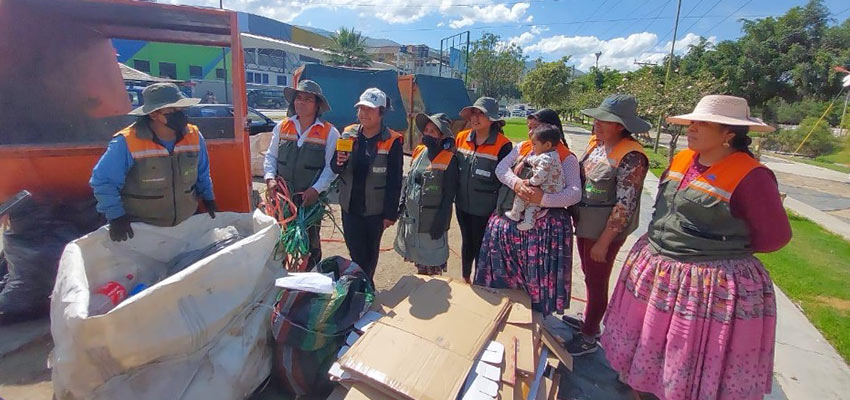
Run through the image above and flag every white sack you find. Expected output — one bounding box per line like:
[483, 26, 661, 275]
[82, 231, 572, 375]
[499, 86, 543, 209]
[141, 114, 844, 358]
[51, 210, 282, 400]
[250, 132, 273, 177]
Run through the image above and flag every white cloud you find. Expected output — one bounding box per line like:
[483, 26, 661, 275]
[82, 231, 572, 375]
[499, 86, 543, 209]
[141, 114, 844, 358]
[448, 3, 531, 28]
[524, 31, 715, 72]
[507, 32, 536, 47]
[170, 0, 530, 26]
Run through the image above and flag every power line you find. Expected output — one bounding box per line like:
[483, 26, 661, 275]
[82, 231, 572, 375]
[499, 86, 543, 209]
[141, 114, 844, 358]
[597, 0, 653, 38]
[656, 0, 705, 46]
[679, 0, 724, 35]
[571, 0, 610, 35]
[834, 6, 850, 17]
[701, 0, 753, 36]
[605, 0, 668, 39]
[283, 0, 550, 8]
[640, 0, 673, 33]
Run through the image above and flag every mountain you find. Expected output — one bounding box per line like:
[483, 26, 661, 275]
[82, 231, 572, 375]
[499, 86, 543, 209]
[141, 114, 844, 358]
[297, 25, 401, 48]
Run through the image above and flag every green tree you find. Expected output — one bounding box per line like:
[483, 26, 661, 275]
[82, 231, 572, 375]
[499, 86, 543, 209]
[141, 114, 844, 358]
[467, 33, 526, 99]
[520, 57, 572, 111]
[769, 116, 838, 156]
[326, 27, 372, 67]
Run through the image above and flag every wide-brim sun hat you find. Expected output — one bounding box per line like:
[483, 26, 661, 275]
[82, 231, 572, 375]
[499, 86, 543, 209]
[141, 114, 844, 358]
[460, 97, 505, 127]
[284, 79, 331, 113]
[581, 94, 651, 133]
[129, 83, 200, 116]
[667, 95, 775, 132]
[415, 113, 454, 138]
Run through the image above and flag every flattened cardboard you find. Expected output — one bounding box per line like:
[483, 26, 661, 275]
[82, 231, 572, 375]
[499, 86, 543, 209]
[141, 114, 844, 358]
[339, 322, 472, 400]
[495, 321, 535, 376]
[344, 382, 399, 400]
[339, 279, 511, 400]
[372, 275, 430, 310]
[486, 288, 533, 324]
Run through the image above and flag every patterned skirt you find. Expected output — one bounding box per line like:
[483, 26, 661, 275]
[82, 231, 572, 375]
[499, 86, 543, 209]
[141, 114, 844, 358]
[474, 209, 573, 315]
[601, 236, 777, 400]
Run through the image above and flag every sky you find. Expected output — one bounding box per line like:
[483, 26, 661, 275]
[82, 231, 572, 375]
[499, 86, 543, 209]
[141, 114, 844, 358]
[167, 0, 850, 72]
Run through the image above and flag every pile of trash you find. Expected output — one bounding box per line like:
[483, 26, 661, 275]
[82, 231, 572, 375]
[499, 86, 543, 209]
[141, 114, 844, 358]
[50, 210, 282, 400]
[313, 276, 572, 400]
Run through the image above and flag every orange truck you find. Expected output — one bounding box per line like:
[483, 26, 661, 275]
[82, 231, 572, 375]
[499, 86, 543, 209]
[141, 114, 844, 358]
[0, 0, 253, 213]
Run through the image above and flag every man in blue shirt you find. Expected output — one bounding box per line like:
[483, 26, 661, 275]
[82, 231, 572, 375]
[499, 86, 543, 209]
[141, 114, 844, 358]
[90, 83, 215, 241]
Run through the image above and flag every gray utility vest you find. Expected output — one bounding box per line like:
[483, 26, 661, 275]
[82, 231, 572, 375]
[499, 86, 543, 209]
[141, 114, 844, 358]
[574, 137, 645, 240]
[119, 121, 201, 227]
[648, 149, 761, 261]
[338, 124, 402, 216]
[275, 118, 332, 193]
[455, 129, 511, 217]
[408, 146, 455, 233]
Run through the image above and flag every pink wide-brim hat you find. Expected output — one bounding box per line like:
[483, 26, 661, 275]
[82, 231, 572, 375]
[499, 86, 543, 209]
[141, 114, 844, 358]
[667, 95, 775, 133]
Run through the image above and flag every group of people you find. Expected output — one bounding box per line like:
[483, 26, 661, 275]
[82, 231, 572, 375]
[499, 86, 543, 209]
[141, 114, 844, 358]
[91, 80, 792, 400]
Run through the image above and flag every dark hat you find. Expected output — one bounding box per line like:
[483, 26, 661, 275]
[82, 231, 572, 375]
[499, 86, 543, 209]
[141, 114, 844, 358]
[129, 83, 200, 116]
[460, 97, 504, 126]
[415, 113, 454, 138]
[284, 79, 331, 113]
[581, 94, 652, 133]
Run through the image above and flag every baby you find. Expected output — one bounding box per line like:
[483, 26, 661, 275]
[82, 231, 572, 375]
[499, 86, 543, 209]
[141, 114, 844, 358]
[505, 124, 566, 231]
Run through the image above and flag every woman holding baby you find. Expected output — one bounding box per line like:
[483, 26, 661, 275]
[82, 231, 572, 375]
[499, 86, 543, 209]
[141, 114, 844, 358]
[474, 109, 582, 315]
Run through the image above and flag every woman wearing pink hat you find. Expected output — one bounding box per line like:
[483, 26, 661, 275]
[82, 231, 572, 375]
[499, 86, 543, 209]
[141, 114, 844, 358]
[601, 95, 792, 400]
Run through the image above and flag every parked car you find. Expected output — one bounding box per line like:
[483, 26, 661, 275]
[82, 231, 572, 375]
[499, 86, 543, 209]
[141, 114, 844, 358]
[526, 108, 537, 116]
[247, 89, 287, 109]
[510, 109, 526, 118]
[187, 104, 276, 136]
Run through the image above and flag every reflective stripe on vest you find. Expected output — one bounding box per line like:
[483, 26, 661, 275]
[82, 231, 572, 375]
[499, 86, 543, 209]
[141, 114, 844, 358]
[648, 149, 762, 261]
[338, 124, 403, 216]
[119, 123, 201, 227]
[275, 118, 333, 193]
[574, 135, 646, 240]
[455, 129, 511, 216]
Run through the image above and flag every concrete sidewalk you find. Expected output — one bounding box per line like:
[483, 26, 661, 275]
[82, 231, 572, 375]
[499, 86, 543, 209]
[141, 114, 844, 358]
[762, 155, 850, 184]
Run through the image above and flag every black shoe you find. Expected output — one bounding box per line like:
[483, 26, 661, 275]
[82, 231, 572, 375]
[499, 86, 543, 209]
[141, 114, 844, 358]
[561, 315, 602, 338]
[565, 335, 599, 356]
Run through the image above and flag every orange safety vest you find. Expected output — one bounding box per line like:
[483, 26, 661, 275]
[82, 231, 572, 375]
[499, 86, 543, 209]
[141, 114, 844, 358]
[516, 139, 572, 161]
[337, 124, 403, 216]
[648, 149, 763, 261]
[119, 123, 202, 227]
[275, 118, 334, 192]
[455, 128, 511, 216]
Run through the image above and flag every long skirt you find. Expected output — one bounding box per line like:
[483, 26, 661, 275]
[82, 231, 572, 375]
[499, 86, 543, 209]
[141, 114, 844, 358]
[601, 236, 777, 400]
[474, 209, 573, 315]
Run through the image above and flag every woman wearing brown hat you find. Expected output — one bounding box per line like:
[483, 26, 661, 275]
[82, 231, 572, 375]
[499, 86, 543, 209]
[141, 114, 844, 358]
[561, 94, 651, 356]
[394, 113, 459, 275]
[454, 97, 513, 283]
[475, 109, 581, 315]
[601, 95, 791, 400]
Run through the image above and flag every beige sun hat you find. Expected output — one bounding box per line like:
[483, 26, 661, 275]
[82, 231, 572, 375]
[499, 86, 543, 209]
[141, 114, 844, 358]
[667, 95, 775, 132]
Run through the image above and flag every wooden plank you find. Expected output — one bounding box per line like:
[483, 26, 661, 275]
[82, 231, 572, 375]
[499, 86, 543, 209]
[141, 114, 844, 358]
[504, 335, 518, 385]
[539, 325, 573, 371]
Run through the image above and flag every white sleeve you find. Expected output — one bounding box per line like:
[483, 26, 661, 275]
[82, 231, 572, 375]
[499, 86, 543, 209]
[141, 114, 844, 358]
[541, 154, 582, 208]
[310, 125, 340, 194]
[263, 122, 282, 180]
[495, 146, 521, 189]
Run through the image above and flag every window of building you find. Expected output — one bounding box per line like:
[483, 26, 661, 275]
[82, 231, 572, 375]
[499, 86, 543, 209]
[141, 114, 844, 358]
[246, 72, 254, 83]
[261, 73, 269, 84]
[277, 75, 286, 86]
[188, 65, 203, 79]
[215, 68, 226, 79]
[133, 59, 150, 73]
[158, 62, 177, 79]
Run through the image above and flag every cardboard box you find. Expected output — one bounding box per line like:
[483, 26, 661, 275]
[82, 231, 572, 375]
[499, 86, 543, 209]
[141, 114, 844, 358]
[339, 278, 510, 400]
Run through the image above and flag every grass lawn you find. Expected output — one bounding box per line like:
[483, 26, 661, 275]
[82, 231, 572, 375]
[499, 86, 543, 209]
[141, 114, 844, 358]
[503, 117, 529, 142]
[757, 213, 850, 363]
[643, 145, 670, 177]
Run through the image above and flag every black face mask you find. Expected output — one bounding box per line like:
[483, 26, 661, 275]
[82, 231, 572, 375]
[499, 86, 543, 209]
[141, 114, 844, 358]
[164, 110, 189, 134]
[422, 135, 440, 149]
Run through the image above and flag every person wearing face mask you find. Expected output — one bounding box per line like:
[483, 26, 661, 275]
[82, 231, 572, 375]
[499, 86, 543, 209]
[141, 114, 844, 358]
[90, 83, 215, 242]
[332, 88, 403, 283]
[394, 113, 459, 276]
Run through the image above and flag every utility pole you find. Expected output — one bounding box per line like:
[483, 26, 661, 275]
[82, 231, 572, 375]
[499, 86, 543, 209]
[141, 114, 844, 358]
[220, 0, 229, 103]
[653, 0, 682, 152]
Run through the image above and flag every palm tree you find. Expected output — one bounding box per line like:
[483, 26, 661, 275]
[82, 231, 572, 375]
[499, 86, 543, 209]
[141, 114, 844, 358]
[326, 27, 373, 68]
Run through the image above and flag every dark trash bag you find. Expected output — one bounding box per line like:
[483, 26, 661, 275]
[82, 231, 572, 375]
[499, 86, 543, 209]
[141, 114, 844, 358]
[0, 197, 103, 324]
[271, 256, 374, 397]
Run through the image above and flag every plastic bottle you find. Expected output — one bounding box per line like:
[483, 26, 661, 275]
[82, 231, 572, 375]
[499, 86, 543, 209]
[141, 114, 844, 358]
[89, 274, 135, 316]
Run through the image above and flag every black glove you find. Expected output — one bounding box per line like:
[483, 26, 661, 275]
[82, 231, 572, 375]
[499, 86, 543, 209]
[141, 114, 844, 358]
[203, 199, 217, 219]
[108, 215, 134, 242]
[429, 222, 445, 240]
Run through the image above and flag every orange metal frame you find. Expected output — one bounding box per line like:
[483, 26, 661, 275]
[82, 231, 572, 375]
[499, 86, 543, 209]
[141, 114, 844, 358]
[0, 0, 252, 213]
